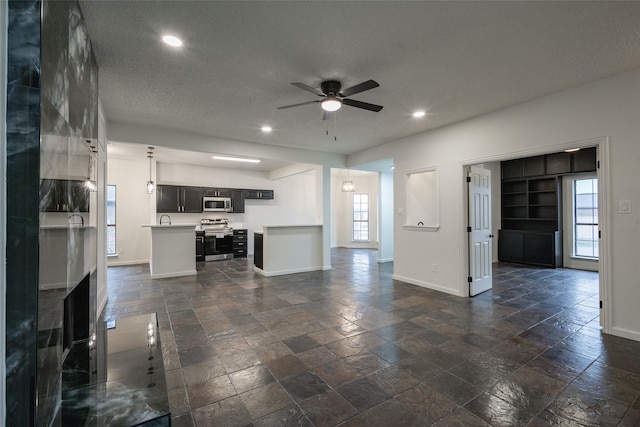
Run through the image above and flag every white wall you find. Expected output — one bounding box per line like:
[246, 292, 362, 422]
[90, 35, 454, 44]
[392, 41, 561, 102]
[96, 103, 108, 314]
[107, 160, 318, 263]
[107, 157, 153, 265]
[350, 67, 640, 341]
[378, 171, 394, 263]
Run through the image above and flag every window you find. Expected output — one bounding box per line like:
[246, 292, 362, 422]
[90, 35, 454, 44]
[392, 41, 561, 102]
[107, 185, 116, 255]
[353, 193, 369, 241]
[574, 178, 598, 258]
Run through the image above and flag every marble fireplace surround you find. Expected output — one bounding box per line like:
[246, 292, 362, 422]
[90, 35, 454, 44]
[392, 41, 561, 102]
[6, 0, 100, 424]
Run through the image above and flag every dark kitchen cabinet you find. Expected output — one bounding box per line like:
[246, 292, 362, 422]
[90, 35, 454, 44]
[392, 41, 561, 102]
[233, 229, 248, 258]
[254, 232, 263, 269]
[195, 231, 205, 262]
[244, 189, 274, 200]
[40, 179, 89, 212]
[203, 188, 231, 198]
[231, 190, 245, 213]
[157, 185, 202, 213]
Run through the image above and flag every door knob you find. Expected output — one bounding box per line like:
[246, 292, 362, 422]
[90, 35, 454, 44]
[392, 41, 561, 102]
[489, 234, 494, 238]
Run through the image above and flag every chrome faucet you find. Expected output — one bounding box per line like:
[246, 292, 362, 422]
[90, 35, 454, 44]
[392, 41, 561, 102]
[68, 214, 84, 226]
[159, 214, 172, 225]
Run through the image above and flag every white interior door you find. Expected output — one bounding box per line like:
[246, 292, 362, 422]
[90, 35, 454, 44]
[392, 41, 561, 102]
[468, 166, 493, 296]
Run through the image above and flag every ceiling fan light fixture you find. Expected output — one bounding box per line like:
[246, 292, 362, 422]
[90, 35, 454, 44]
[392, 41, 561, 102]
[322, 97, 342, 112]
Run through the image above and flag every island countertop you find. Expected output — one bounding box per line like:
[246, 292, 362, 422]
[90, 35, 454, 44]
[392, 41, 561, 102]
[142, 224, 196, 279]
[141, 224, 198, 228]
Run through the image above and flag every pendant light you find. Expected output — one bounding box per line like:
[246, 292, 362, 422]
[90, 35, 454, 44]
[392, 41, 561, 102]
[85, 140, 97, 192]
[147, 147, 155, 194]
[342, 168, 355, 192]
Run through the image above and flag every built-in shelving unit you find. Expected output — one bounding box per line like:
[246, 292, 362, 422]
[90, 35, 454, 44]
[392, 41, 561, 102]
[499, 147, 596, 268]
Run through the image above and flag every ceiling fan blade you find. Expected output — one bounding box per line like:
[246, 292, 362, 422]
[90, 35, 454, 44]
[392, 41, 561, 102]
[291, 82, 325, 97]
[342, 98, 383, 112]
[322, 111, 335, 121]
[277, 100, 320, 110]
[339, 79, 379, 97]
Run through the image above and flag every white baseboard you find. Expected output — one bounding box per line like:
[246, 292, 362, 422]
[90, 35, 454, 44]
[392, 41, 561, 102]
[377, 258, 393, 263]
[322, 265, 332, 271]
[392, 274, 464, 297]
[39, 282, 69, 290]
[150, 270, 197, 279]
[254, 265, 324, 277]
[107, 259, 148, 267]
[611, 326, 640, 342]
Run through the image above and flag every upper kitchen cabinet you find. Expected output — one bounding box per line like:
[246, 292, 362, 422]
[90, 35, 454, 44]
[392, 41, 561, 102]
[231, 189, 245, 213]
[203, 188, 232, 198]
[40, 179, 90, 212]
[157, 185, 203, 213]
[244, 189, 274, 200]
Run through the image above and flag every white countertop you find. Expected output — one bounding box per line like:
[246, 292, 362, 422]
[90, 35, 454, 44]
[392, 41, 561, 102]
[41, 225, 96, 230]
[263, 224, 322, 228]
[142, 224, 198, 228]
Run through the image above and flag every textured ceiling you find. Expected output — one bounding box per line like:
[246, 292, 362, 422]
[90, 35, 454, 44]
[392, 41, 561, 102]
[80, 1, 640, 157]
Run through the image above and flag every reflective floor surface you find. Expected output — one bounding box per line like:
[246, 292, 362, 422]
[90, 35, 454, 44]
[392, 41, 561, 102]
[104, 248, 640, 426]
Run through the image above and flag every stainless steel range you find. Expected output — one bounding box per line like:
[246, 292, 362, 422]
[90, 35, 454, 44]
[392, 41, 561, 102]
[200, 218, 234, 261]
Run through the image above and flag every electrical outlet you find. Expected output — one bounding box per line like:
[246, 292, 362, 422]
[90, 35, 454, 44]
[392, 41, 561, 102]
[431, 264, 437, 273]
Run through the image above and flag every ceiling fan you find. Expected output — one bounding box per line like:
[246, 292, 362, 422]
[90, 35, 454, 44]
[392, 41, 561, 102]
[277, 79, 383, 119]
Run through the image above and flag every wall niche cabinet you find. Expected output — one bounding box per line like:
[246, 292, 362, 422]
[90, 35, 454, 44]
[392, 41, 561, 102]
[499, 147, 596, 268]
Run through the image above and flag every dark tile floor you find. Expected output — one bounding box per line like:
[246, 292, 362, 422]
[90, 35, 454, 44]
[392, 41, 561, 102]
[104, 248, 640, 426]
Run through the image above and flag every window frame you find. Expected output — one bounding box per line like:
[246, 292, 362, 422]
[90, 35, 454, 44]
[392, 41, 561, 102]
[352, 193, 370, 242]
[573, 177, 599, 259]
[106, 184, 117, 256]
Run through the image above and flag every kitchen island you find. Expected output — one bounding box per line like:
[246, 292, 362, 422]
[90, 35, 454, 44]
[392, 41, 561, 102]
[254, 225, 326, 276]
[142, 224, 197, 278]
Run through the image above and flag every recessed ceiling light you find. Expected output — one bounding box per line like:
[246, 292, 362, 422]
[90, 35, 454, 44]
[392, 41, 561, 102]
[261, 126, 272, 133]
[212, 155, 261, 164]
[162, 35, 183, 47]
[564, 148, 581, 152]
[412, 111, 426, 118]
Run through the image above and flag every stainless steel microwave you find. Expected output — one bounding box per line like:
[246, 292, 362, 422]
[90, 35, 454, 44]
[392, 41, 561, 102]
[203, 197, 232, 212]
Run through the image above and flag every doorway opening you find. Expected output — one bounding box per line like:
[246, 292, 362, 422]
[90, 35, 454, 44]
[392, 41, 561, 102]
[463, 139, 607, 331]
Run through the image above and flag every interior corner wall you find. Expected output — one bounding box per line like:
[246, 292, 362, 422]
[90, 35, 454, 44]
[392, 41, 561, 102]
[349, 67, 640, 341]
[107, 157, 152, 265]
[379, 171, 394, 262]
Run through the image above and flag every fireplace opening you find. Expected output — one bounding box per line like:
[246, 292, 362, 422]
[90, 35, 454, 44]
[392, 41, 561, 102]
[63, 273, 90, 353]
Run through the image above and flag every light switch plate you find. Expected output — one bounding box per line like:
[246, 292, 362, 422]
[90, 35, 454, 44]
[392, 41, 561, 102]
[619, 200, 632, 214]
